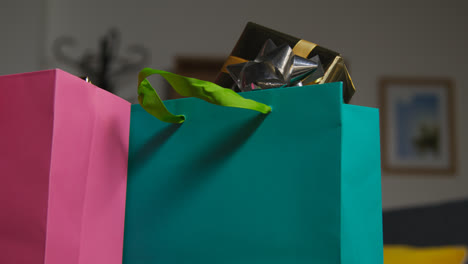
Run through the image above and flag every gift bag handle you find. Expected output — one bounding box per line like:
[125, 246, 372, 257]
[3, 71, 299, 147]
[138, 68, 272, 123]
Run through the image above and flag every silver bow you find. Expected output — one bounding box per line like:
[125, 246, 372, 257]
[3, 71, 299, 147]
[227, 39, 324, 92]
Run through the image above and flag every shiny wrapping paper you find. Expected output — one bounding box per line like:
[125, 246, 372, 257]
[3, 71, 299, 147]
[226, 39, 324, 91]
[215, 22, 355, 103]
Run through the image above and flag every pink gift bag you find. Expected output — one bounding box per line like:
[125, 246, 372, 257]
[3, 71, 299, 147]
[0, 69, 130, 264]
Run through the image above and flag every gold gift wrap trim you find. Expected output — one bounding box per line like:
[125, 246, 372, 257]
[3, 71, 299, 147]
[292, 39, 317, 58]
[314, 56, 356, 96]
[319, 56, 342, 84]
[221, 56, 247, 73]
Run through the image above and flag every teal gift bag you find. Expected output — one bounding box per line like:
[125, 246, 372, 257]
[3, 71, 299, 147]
[123, 70, 383, 264]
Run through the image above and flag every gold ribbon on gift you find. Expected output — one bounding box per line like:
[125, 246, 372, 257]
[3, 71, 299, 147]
[292, 39, 317, 58]
[291, 41, 355, 94]
[221, 39, 318, 73]
[221, 56, 247, 73]
[317, 56, 355, 99]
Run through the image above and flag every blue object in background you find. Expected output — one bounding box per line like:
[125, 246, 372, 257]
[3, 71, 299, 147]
[396, 94, 440, 157]
[123, 82, 383, 264]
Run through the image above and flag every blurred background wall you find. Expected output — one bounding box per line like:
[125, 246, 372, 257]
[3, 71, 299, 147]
[1, 0, 467, 209]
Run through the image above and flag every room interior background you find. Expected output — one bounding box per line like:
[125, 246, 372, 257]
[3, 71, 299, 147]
[1, 0, 467, 210]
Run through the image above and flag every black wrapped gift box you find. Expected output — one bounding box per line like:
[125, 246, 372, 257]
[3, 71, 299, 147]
[215, 22, 355, 103]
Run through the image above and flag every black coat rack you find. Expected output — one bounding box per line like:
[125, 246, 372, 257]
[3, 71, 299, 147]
[52, 28, 150, 93]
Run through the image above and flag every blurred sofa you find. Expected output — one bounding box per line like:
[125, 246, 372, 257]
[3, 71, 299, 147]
[383, 198, 468, 246]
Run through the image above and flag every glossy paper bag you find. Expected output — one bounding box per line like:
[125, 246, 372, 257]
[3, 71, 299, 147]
[124, 82, 383, 264]
[0, 69, 130, 264]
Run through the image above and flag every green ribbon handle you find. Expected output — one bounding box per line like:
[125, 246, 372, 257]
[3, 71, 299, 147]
[138, 68, 272, 123]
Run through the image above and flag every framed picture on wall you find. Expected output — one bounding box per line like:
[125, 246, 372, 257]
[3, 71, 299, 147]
[379, 78, 456, 175]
